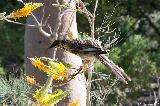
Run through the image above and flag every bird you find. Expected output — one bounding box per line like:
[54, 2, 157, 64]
[48, 39, 131, 84]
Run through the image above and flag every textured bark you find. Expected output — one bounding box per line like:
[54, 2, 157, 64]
[25, 0, 86, 105]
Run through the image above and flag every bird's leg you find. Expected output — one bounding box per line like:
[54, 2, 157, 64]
[87, 60, 94, 69]
[80, 59, 93, 72]
[68, 60, 90, 75]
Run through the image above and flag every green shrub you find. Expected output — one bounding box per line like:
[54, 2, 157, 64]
[93, 35, 159, 104]
[0, 77, 34, 106]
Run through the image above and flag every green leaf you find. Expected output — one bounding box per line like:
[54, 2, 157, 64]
[46, 89, 68, 105]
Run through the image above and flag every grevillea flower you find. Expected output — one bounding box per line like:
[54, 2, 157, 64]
[24, 75, 36, 85]
[6, 3, 43, 19]
[33, 88, 68, 105]
[29, 57, 68, 80]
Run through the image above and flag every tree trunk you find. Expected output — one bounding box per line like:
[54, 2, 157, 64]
[25, 0, 86, 105]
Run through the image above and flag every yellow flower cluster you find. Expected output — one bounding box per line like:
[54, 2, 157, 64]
[24, 75, 36, 85]
[6, 3, 43, 20]
[33, 88, 68, 106]
[29, 57, 68, 80]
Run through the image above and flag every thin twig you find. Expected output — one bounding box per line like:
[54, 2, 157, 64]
[4, 18, 37, 27]
[44, 14, 50, 26]
[40, 7, 45, 25]
[91, 0, 99, 39]
[79, 0, 93, 28]
[93, 0, 99, 18]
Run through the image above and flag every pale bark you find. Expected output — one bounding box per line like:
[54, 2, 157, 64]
[25, 0, 86, 105]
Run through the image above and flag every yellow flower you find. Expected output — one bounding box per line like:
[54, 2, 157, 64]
[33, 88, 42, 103]
[67, 31, 74, 40]
[48, 90, 68, 105]
[33, 88, 48, 105]
[24, 75, 36, 85]
[6, 3, 43, 19]
[68, 99, 80, 106]
[29, 57, 68, 80]
[50, 62, 68, 79]
[33, 88, 68, 106]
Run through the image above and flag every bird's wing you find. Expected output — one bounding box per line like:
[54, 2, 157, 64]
[79, 40, 107, 54]
[81, 45, 105, 53]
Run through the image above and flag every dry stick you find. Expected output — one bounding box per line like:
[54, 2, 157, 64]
[4, 18, 37, 27]
[40, 7, 45, 25]
[78, 0, 93, 28]
[86, 0, 99, 106]
[91, 0, 99, 39]
[4, 17, 51, 34]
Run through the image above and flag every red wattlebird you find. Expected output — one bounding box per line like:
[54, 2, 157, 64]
[48, 39, 131, 84]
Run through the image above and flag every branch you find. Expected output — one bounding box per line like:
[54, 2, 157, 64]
[78, 0, 93, 29]
[4, 18, 37, 27]
[30, 13, 51, 37]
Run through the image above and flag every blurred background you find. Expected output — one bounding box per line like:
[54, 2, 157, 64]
[0, 0, 160, 105]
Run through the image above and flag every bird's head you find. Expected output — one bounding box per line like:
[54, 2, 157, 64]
[49, 40, 61, 48]
[48, 39, 71, 50]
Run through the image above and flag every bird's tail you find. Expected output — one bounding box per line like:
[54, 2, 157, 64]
[95, 54, 131, 84]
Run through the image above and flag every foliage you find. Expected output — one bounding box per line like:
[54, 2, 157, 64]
[0, 56, 72, 106]
[28, 57, 70, 105]
[0, 0, 23, 66]
[93, 35, 159, 105]
[29, 57, 68, 80]
[79, 0, 160, 43]
[33, 77, 68, 105]
[109, 35, 157, 87]
[0, 77, 34, 106]
[0, 21, 24, 67]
